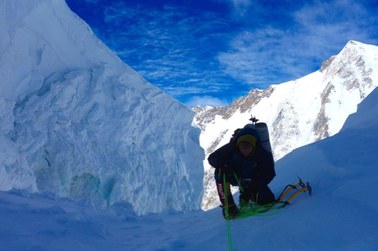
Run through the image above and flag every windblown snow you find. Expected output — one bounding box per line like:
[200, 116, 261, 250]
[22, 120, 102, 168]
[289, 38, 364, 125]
[0, 0, 204, 215]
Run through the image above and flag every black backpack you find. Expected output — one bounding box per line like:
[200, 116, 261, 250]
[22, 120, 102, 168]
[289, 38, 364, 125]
[231, 121, 273, 154]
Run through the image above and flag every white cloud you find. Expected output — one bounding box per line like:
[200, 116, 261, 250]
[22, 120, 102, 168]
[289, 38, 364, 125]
[100, 3, 238, 101]
[185, 95, 229, 108]
[217, 0, 378, 87]
[218, 29, 305, 86]
[231, 0, 252, 15]
[91, 0, 377, 105]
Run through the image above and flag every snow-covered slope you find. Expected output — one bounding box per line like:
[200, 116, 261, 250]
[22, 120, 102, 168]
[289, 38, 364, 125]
[0, 0, 204, 215]
[1, 85, 377, 251]
[196, 40, 378, 210]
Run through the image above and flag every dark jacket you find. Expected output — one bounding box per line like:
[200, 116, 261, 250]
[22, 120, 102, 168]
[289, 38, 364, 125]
[208, 128, 276, 191]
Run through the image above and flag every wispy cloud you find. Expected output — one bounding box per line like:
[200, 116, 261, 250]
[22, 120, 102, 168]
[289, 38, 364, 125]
[217, 0, 378, 87]
[68, 0, 378, 106]
[185, 95, 230, 108]
[229, 0, 252, 17]
[98, 2, 240, 103]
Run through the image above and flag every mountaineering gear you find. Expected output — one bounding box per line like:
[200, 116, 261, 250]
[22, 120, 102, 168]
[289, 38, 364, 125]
[216, 179, 236, 206]
[239, 185, 276, 205]
[220, 178, 312, 251]
[223, 174, 234, 251]
[235, 177, 312, 219]
[246, 117, 273, 153]
[214, 117, 311, 251]
[208, 117, 276, 219]
[214, 170, 276, 215]
[277, 177, 312, 207]
[238, 199, 257, 214]
[209, 130, 276, 190]
[236, 134, 257, 147]
[221, 203, 239, 219]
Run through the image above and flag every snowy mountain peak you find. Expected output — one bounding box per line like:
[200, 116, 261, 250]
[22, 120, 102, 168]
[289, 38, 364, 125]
[321, 40, 377, 91]
[0, 0, 204, 215]
[196, 40, 378, 210]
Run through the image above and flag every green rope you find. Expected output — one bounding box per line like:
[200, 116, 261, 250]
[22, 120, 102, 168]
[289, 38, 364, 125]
[233, 172, 243, 193]
[223, 173, 233, 251]
[236, 202, 284, 219]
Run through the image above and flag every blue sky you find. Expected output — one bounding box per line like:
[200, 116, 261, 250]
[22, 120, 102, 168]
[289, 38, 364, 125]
[66, 0, 378, 107]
